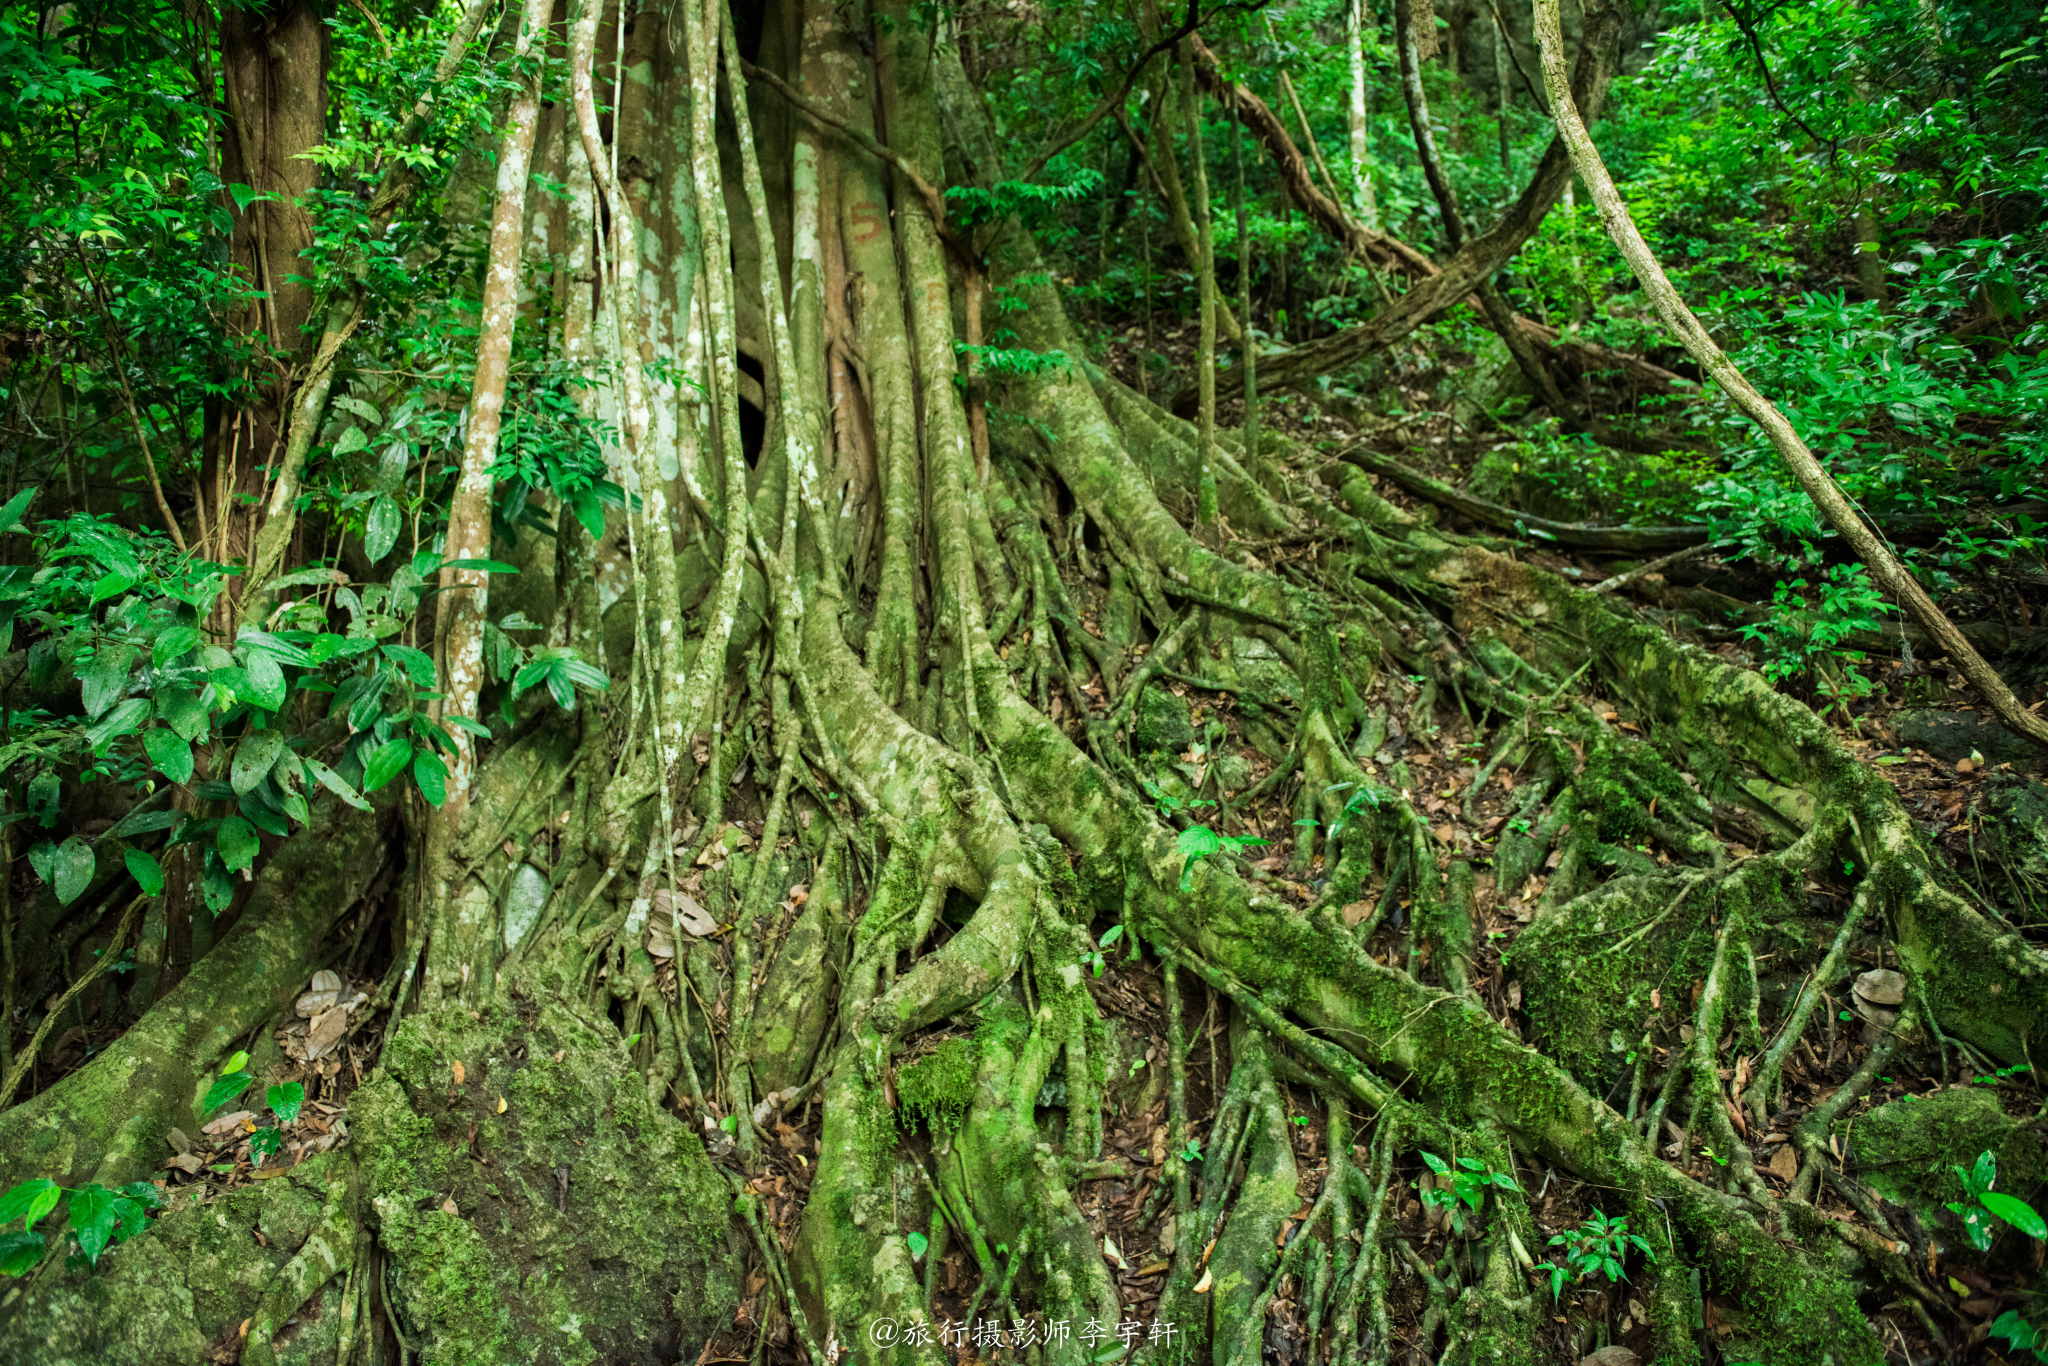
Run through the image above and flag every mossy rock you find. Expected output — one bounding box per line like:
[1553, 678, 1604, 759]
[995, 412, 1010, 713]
[1977, 776, 2048, 887]
[1838, 1084, 2045, 1213]
[0, 1154, 348, 1366]
[1130, 685, 1193, 756]
[351, 983, 739, 1365]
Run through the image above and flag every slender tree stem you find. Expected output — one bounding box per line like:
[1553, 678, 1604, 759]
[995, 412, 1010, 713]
[1533, 0, 2048, 753]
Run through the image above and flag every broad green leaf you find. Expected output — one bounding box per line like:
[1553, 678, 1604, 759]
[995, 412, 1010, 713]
[0, 486, 37, 533]
[362, 738, 415, 793]
[222, 1051, 250, 1075]
[906, 1230, 929, 1259]
[52, 837, 95, 904]
[157, 688, 210, 743]
[559, 659, 610, 691]
[231, 730, 285, 795]
[216, 816, 260, 873]
[237, 630, 314, 666]
[334, 426, 368, 456]
[200, 851, 234, 913]
[0, 1230, 44, 1276]
[365, 495, 401, 563]
[381, 644, 436, 688]
[143, 729, 194, 784]
[108, 808, 179, 839]
[240, 796, 290, 838]
[84, 698, 151, 751]
[242, 651, 287, 712]
[124, 848, 164, 896]
[266, 1081, 305, 1123]
[202, 1070, 251, 1116]
[300, 755, 371, 811]
[1418, 1151, 1450, 1175]
[67, 1185, 118, 1265]
[1981, 1191, 2047, 1240]
[152, 626, 200, 668]
[80, 643, 135, 720]
[413, 746, 448, 807]
[0, 1179, 61, 1227]
[1176, 825, 1223, 860]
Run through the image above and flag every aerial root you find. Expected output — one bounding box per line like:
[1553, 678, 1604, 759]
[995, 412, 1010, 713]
[241, 1167, 361, 1366]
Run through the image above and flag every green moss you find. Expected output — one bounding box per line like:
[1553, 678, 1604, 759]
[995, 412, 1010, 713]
[1838, 1085, 2044, 1214]
[0, 1155, 346, 1366]
[895, 1035, 980, 1134]
[1131, 685, 1194, 756]
[352, 981, 738, 1365]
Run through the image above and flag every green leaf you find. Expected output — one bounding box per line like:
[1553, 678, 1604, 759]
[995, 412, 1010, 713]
[248, 1127, 281, 1162]
[266, 1081, 305, 1124]
[1175, 824, 1224, 860]
[202, 1071, 252, 1116]
[300, 754, 372, 811]
[237, 630, 314, 667]
[1099, 924, 1125, 948]
[1418, 1151, 1450, 1175]
[0, 1179, 61, 1227]
[200, 852, 234, 913]
[242, 651, 287, 712]
[142, 728, 195, 784]
[380, 644, 437, 688]
[157, 688, 210, 743]
[906, 1230, 929, 1259]
[52, 837, 95, 904]
[1991, 1309, 2040, 1352]
[84, 698, 151, 751]
[215, 816, 260, 873]
[80, 643, 134, 719]
[0, 1228, 44, 1286]
[67, 1185, 118, 1265]
[365, 495, 401, 563]
[124, 848, 164, 896]
[223, 1051, 250, 1075]
[150, 625, 200, 669]
[0, 1230, 45, 1276]
[412, 747, 448, 807]
[334, 426, 368, 456]
[362, 738, 414, 793]
[231, 730, 286, 795]
[0, 486, 37, 534]
[1981, 1191, 2047, 1240]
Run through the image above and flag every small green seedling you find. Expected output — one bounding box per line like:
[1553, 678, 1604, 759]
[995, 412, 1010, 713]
[0, 1177, 163, 1274]
[1949, 1150, 2047, 1252]
[1141, 780, 1216, 820]
[1323, 781, 1384, 843]
[1533, 1212, 1652, 1301]
[1176, 824, 1267, 891]
[1178, 1138, 1203, 1164]
[905, 1230, 930, 1260]
[1418, 1151, 1520, 1225]
[1992, 1308, 2048, 1362]
[1080, 923, 1126, 976]
[202, 1050, 254, 1116]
